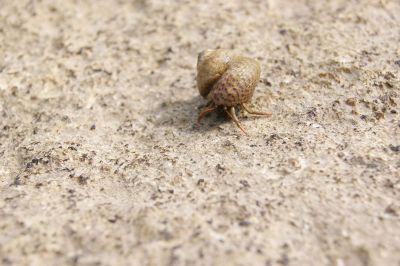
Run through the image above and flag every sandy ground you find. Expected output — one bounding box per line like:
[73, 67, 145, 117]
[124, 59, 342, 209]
[1, 0, 399, 265]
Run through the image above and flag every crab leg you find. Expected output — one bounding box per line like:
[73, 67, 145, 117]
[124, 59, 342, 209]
[240, 103, 272, 116]
[225, 106, 248, 135]
[197, 102, 217, 126]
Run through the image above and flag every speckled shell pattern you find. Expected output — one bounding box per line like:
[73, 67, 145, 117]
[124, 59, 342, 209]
[196, 49, 260, 107]
[208, 57, 260, 106]
[196, 49, 234, 98]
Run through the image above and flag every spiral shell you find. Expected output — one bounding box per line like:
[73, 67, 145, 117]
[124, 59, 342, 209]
[196, 49, 269, 135]
[196, 49, 260, 107]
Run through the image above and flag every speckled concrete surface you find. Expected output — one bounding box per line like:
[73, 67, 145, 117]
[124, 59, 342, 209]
[0, 0, 399, 265]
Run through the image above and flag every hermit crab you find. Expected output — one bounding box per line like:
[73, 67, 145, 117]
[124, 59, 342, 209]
[196, 49, 271, 134]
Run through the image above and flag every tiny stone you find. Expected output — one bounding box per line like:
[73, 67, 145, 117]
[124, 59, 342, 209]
[239, 180, 250, 187]
[262, 78, 272, 86]
[238, 220, 251, 227]
[375, 112, 384, 120]
[384, 205, 397, 216]
[389, 145, 400, 152]
[197, 179, 205, 185]
[345, 98, 357, 106]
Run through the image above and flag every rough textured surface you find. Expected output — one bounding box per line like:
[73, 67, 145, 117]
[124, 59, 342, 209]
[0, 0, 399, 265]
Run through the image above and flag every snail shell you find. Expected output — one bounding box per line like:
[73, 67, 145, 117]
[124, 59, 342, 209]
[196, 49, 261, 107]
